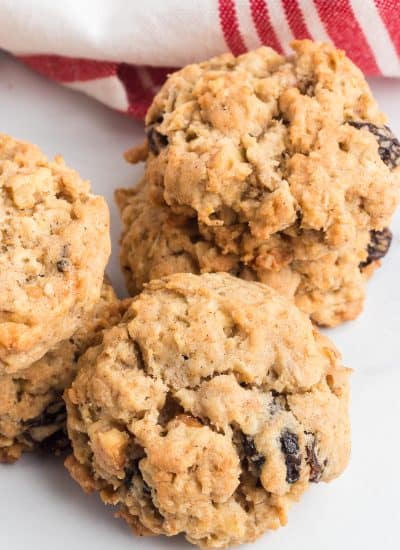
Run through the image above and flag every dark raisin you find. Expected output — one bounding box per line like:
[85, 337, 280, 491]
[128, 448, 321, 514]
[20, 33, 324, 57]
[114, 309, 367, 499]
[360, 228, 392, 268]
[285, 457, 301, 484]
[280, 430, 301, 484]
[242, 435, 265, 474]
[348, 121, 400, 169]
[305, 436, 323, 482]
[56, 258, 70, 272]
[146, 122, 168, 155]
[57, 245, 70, 272]
[280, 430, 298, 455]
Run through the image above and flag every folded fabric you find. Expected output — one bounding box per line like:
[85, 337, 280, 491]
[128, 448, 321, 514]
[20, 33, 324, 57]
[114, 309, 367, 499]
[0, 0, 398, 119]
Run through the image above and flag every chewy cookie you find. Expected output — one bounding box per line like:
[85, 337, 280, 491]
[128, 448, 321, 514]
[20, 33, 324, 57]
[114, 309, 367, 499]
[65, 273, 350, 548]
[117, 181, 372, 325]
[0, 135, 111, 372]
[0, 280, 125, 463]
[121, 40, 400, 326]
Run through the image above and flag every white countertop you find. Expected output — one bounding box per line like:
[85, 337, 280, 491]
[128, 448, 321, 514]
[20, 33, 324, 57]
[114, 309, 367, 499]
[0, 51, 399, 550]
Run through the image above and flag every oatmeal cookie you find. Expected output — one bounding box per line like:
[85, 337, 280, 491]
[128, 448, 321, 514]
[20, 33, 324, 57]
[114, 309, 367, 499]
[143, 40, 399, 240]
[0, 135, 111, 372]
[121, 40, 400, 326]
[0, 280, 125, 463]
[117, 182, 376, 326]
[65, 273, 350, 548]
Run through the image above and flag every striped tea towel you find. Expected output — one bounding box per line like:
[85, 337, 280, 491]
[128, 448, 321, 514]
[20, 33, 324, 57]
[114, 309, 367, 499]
[0, 0, 399, 119]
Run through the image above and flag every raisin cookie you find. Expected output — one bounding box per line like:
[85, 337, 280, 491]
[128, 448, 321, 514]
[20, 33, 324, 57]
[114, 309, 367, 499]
[0, 280, 125, 463]
[122, 40, 399, 326]
[117, 181, 372, 325]
[65, 273, 350, 548]
[0, 135, 111, 372]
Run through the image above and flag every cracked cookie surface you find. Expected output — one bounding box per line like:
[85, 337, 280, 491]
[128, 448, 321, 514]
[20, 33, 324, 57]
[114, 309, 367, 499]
[0, 135, 111, 372]
[120, 40, 400, 326]
[0, 280, 125, 463]
[117, 182, 372, 326]
[65, 273, 350, 548]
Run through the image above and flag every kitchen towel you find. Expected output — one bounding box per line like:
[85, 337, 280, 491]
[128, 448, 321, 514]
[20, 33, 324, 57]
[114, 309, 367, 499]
[1, 0, 399, 119]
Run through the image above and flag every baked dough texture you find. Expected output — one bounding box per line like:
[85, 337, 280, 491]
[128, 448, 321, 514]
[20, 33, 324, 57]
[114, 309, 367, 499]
[65, 273, 350, 548]
[0, 134, 111, 372]
[119, 40, 400, 326]
[0, 280, 125, 463]
[117, 181, 374, 326]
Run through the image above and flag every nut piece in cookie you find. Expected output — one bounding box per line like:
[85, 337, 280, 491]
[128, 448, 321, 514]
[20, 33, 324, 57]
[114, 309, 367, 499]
[0, 280, 126, 463]
[65, 273, 350, 548]
[0, 135, 111, 373]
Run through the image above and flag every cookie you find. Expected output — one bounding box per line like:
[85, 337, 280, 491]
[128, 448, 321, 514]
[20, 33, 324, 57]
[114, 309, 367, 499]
[122, 40, 400, 326]
[65, 273, 350, 548]
[0, 135, 111, 372]
[0, 280, 125, 463]
[117, 182, 375, 326]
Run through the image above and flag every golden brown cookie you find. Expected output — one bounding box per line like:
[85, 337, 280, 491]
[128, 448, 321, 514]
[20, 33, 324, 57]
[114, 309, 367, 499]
[0, 281, 126, 463]
[119, 40, 400, 326]
[65, 273, 350, 548]
[0, 135, 111, 372]
[116, 181, 378, 326]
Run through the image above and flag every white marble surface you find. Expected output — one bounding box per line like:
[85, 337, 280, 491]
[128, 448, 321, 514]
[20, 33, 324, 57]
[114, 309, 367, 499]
[0, 52, 399, 550]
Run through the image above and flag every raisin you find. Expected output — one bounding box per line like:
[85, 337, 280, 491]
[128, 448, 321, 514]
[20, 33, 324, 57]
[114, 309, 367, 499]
[285, 458, 301, 484]
[305, 436, 323, 482]
[348, 121, 400, 169]
[360, 228, 392, 268]
[56, 258, 70, 272]
[146, 124, 168, 155]
[280, 430, 301, 484]
[242, 434, 265, 474]
[280, 430, 298, 455]
[57, 245, 70, 273]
